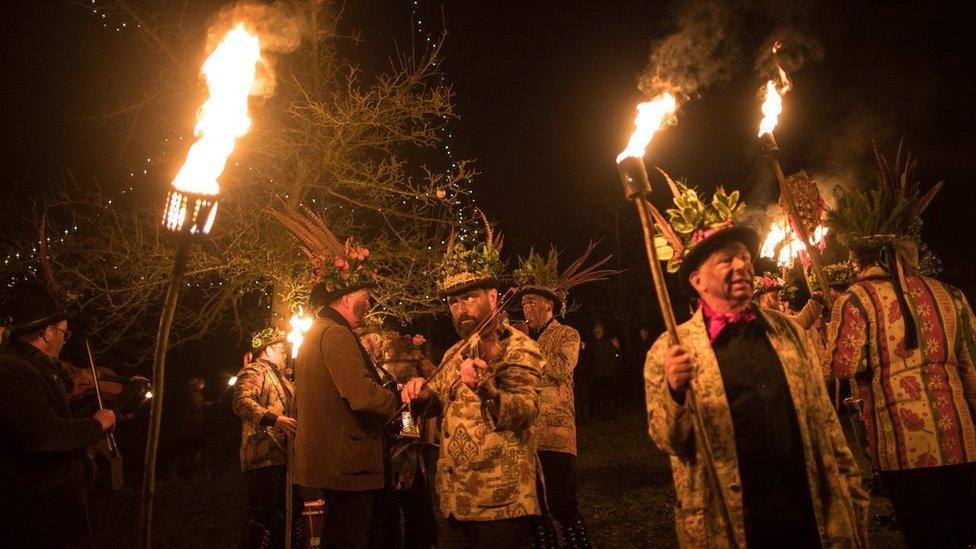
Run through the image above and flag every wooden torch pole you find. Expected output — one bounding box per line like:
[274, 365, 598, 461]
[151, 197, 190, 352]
[617, 156, 739, 546]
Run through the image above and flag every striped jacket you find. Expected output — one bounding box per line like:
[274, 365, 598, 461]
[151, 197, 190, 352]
[827, 266, 976, 471]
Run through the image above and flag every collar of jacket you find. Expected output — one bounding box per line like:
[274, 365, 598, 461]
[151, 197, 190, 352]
[530, 317, 556, 340]
[318, 305, 353, 330]
[856, 265, 889, 281]
[317, 304, 385, 386]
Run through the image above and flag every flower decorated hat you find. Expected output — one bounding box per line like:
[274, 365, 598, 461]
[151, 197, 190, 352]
[650, 170, 759, 294]
[270, 202, 377, 305]
[250, 327, 286, 354]
[438, 210, 504, 297]
[513, 242, 619, 316]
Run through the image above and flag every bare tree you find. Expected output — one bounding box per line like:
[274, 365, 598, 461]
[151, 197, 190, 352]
[2, 1, 476, 364]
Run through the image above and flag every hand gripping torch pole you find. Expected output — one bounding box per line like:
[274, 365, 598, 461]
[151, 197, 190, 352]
[85, 339, 119, 458]
[616, 156, 739, 547]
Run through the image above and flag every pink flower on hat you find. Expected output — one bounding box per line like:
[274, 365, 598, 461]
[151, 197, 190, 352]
[411, 334, 426, 347]
[334, 257, 349, 270]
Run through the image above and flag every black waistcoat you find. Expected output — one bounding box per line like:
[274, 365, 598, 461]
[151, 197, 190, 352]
[710, 316, 820, 548]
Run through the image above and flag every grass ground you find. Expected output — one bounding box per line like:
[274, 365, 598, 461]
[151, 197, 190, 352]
[91, 404, 908, 547]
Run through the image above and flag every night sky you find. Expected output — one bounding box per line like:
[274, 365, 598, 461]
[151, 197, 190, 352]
[3, 1, 976, 314]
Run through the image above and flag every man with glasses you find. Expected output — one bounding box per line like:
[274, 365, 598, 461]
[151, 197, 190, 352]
[0, 284, 116, 547]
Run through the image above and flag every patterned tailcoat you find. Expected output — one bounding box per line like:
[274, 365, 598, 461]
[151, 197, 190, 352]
[827, 266, 976, 471]
[427, 320, 544, 521]
[645, 307, 868, 548]
[535, 319, 581, 455]
[232, 357, 293, 471]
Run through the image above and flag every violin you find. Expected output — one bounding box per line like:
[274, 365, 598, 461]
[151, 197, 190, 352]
[63, 360, 151, 417]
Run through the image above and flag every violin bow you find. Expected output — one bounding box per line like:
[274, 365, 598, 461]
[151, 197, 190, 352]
[85, 339, 119, 458]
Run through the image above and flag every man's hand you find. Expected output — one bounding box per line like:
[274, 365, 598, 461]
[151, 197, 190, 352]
[94, 409, 116, 432]
[274, 415, 297, 437]
[460, 357, 489, 389]
[401, 377, 429, 404]
[664, 345, 694, 401]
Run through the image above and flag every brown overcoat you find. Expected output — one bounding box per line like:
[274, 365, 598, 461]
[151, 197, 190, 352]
[292, 308, 398, 491]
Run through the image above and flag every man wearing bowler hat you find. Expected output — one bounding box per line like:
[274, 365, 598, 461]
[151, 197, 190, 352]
[642, 185, 867, 548]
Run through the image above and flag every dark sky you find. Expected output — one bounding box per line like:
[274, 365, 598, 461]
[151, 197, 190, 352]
[3, 1, 975, 294]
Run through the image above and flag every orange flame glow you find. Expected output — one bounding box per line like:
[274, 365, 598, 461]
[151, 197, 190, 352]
[760, 218, 827, 268]
[758, 44, 793, 138]
[616, 93, 677, 164]
[171, 24, 261, 196]
[288, 307, 313, 359]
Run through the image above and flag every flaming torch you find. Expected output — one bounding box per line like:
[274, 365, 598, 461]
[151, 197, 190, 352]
[138, 24, 262, 548]
[615, 93, 680, 340]
[757, 45, 834, 309]
[616, 94, 738, 544]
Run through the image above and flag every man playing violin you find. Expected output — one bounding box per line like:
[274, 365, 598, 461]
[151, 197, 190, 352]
[0, 284, 116, 547]
[401, 237, 543, 549]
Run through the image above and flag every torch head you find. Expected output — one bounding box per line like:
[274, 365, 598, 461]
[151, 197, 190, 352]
[616, 156, 653, 201]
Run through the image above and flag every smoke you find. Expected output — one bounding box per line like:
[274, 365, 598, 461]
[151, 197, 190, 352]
[206, 2, 308, 98]
[638, 0, 823, 100]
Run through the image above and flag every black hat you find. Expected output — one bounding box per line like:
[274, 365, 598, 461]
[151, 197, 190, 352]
[3, 283, 68, 335]
[515, 285, 562, 315]
[312, 281, 376, 309]
[677, 226, 761, 294]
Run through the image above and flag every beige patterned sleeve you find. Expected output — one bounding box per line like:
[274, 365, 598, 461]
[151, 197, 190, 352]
[644, 333, 694, 458]
[544, 326, 580, 384]
[493, 337, 543, 432]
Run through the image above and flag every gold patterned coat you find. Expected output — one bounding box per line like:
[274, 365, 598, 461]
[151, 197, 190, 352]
[232, 358, 293, 472]
[426, 321, 543, 521]
[535, 319, 580, 455]
[644, 308, 868, 548]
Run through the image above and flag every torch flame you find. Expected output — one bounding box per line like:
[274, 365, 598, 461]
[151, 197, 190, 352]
[760, 218, 828, 268]
[758, 81, 784, 137]
[171, 24, 261, 196]
[616, 93, 677, 164]
[288, 307, 314, 359]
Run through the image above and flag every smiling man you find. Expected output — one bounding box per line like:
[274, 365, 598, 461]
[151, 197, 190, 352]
[643, 186, 868, 548]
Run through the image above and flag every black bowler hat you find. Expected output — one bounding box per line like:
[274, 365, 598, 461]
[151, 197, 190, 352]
[2, 283, 68, 335]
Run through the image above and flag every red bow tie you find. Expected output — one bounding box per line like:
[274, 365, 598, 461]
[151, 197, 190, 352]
[702, 304, 757, 343]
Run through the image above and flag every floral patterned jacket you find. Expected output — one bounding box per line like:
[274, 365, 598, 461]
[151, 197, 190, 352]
[426, 320, 543, 521]
[534, 319, 580, 454]
[828, 266, 976, 471]
[232, 358, 293, 472]
[645, 307, 868, 548]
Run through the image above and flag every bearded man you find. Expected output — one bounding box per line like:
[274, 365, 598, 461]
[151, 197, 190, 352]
[644, 185, 867, 548]
[401, 237, 543, 549]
